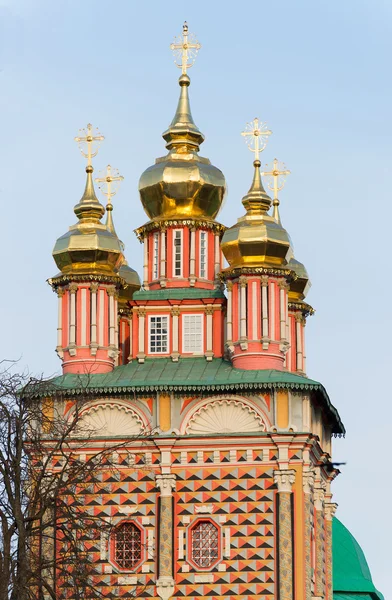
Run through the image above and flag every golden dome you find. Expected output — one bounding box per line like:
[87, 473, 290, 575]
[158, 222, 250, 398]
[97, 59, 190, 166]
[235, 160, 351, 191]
[221, 160, 292, 269]
[139, 74, 226, 221]
[53, 166, 124, 276]
[118, 261, 141, 303]
[288, 257, 311, 301]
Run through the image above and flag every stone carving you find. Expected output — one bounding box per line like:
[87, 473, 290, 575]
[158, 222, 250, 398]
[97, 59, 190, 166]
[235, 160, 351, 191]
[80, 403, 144, 437]
[185, 399, 266, 435]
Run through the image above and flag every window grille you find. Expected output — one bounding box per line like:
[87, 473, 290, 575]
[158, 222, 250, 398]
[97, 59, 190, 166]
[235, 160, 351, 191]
[183, 314, 203, 353]
[114, 522, 142, 570]
[149, 316, 169, 353]
[173, 230, 182, 277]
[153, 232, 159, 280]
[200, 231, 207, 278]
[191, 520, 219, 568]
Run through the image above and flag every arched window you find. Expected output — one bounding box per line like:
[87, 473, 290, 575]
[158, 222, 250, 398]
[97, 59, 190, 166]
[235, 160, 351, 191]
[191, 520, 219, 568]
[113, 522, 142, 570]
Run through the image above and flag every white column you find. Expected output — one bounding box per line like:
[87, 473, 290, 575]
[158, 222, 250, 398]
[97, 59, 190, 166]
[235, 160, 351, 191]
[80, 288, 87, 346]
[56, 288, 64, 349]
[189, 228, 196, 281]
[252, 281, 258, 340]
[214, 233, 220, 280]
[68, 283, 78, 347]
[90, 283, 98, 349]
[261, 276, 269, 348]
[287, 314, 292, 371]
[279, 283, 286, 341]
[108, 289, 115, 347]
[269, 281, 275, 341]
[302, 320, 307, 373]
[137, 309, 146, 362]
[205, 306, 214, 360]
[239, 279, 247, 340]
[302, 394, 311, 431]
[143, 237, 149, 287]
[160, 229, 166, 284]
[226, 281, 233, 344]
[296, 314, 303, 372]
[171, 308, 180, 361]
[121, 320, 126, 365]
[98, 289, 105, 347]
[127, 316, 133, 361]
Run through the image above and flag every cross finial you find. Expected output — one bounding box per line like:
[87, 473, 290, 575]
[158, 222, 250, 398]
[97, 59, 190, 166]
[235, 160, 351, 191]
[261, 158, 291, 223]
[241, 118, 272, 161]
[74, 123, 105, 167]
[170, 22, 201, 75]
[95, 165, 124, 210]
[261, 158, 291, 201]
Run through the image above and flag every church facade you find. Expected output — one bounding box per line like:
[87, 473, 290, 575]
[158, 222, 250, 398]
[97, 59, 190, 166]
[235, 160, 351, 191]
[45, 23, 383, 600]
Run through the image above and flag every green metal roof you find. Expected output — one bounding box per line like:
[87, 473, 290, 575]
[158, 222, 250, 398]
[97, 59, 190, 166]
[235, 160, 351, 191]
[133, 288, 225, 300]
[48, 358, 344, 434]
[333, 518, 384, 600]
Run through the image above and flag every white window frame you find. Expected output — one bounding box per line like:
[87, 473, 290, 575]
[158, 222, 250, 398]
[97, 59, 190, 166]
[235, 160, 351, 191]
[148, 314, 170, 354]
[172, 229, 183, 278]
[182, 313, 204, 354]
[199, 231, 208, 279]
[152, 232, 159, 280]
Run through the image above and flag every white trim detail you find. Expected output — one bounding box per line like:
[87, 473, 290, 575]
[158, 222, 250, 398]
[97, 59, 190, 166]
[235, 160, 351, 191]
[153, 232, 159, 281]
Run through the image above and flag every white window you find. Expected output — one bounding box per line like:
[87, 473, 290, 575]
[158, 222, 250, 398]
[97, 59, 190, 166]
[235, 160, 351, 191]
[173, 230, 183, 277]
[152, 232, 159, 280]
[182, 314, 203, 353]
[149, 316, 169, 354]
[199, 231, 207, 278]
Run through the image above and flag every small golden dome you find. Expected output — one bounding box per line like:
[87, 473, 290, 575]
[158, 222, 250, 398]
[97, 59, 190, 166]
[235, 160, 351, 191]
[221, 161, 292, 269]
[118, 261, 141, 303]
[53, 166, 124, 275]
[288, 257, 311, 301]
[139, 74, 226, 221]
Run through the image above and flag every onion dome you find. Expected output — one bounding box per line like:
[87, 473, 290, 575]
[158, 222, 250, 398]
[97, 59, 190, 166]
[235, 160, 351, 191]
[52, 164, 124, 276]
[221, 158, 292, 269]
[138, 23, 226, 222]
[288, 257, 311, 301]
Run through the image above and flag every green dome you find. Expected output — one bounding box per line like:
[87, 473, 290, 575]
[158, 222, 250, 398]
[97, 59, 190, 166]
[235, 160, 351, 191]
[333, 518, 384, 600]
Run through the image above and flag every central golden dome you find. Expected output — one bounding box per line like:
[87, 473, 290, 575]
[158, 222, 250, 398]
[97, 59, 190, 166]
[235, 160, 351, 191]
[139, 74, 226, 221]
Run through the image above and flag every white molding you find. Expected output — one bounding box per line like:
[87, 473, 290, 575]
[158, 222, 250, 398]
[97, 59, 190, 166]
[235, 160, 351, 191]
[153, 232, 159, 280]
[199, 230, 208, 279]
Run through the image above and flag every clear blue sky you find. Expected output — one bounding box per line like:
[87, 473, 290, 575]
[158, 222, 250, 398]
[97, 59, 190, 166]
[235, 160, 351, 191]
[1, 0, 391, 591]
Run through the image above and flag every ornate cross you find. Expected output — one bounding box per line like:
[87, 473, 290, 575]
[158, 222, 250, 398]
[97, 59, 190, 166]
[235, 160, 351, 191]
[241, 118, 272, 161]
[261, 158, 290, 201]
[170, 22, 201, 75]
[95, 165, 124, 208]
[74, 123, 105, 167]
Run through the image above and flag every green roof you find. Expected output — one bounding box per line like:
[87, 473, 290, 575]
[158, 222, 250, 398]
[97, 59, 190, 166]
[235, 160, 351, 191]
[333, 518, 384, 600]
[49, 358, 344, 434]
[133, 288, 225, 300]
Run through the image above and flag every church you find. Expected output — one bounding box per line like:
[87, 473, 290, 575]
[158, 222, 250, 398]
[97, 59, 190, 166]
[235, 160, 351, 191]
[45, 23, 383, 600]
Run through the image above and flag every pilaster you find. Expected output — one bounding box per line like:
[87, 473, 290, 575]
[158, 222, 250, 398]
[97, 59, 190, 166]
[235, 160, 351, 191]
[156, 473, 176, 600]
[274, 468, 296, 600]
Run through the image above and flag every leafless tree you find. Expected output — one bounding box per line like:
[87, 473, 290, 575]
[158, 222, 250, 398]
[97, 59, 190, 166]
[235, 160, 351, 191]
[0, 361, 153, 600]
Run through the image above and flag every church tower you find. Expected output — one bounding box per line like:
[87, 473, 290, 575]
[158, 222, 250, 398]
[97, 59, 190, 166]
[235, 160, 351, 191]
[42, 22, 367, 600]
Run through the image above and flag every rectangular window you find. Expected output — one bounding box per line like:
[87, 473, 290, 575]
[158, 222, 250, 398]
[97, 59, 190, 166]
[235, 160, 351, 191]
[173, 230, 182, 277]
[149, 315, 169, 354]
[153, 232, 159, 280]
[182, 314, 203, 353]
[199, 231, 207, 278]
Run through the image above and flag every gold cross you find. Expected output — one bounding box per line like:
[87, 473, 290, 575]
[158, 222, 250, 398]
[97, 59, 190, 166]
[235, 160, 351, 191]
[261, 158, 291, 201]
[241, 118, 272, 161]
[74, 123, 105, 167]
[95, 165, 124, 208]
[170, 22, 201, 75]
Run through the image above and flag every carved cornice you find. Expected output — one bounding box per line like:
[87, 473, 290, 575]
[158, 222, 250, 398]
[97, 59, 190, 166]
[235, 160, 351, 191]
[135, 219, 226, 241]
[303, 468, 315, 494]
[324, 502, 338, 521]
[220, 266, 296, 281]
[48, 273, 124, 290]
[288, 301, 315, 317]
